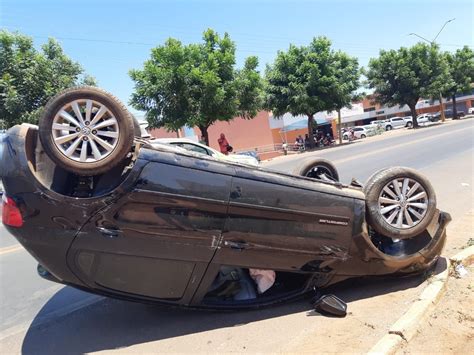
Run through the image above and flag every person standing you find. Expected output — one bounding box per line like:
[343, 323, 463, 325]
[218, 133, 231, 155]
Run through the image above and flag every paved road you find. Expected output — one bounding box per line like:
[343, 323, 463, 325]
[0, 118, 473, 353]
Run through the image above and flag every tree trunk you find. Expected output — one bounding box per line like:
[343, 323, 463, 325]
[409, 104, 418, 128]
[439, 94, 446, 122]
[452, 94, 458, 119]
[337, 109, 342, 145]
[307, 114, 315, 149]
[199, 125, 210, 146]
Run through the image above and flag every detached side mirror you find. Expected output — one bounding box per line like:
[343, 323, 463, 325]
[313, 294, 347, 317]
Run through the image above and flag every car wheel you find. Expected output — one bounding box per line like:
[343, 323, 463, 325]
[386, 125, 392, 131]
[364, 167, 437, 239]
[293, 158, 339, 182]
[361, 134, 366, 139]
[39, 86, 134, 176]
[343, 135, 348, 140]
[406, 122, 413, 128]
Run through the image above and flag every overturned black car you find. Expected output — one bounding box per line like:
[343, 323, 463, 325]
[0, 87, 451, 310]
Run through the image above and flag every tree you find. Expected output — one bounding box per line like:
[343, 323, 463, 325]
[365, 43, 450, 128]
[331, 53, 361, 144]
[129, 29, 263, 145]
[443, 46, 474, 119]
[0, 31, 96, 128]
[265, 37, 360, 148]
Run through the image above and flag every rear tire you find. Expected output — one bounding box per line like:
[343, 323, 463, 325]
[293, 158, 339, 182]
[39, 86, 134, 176]
[386, 125, 392, 131]
[364, 167, 437, 239]
[361, 134, 366, 139]
[406, 122, 413, 128]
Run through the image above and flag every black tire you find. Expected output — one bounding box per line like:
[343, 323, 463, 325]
[386, 125, 392, 131]
[343, 134, 348, 140]
[360, 134, 366, 139]
[132, 115, 141, 137]
[293, 158, 340, 182]
[406, 121, 413, 128]
[364, 167, 437, 239]
[39, 86, 134, 176]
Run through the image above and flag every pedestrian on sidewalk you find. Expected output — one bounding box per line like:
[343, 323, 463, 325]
[218, 133, 233, 155]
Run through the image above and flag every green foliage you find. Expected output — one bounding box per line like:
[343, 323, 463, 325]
[264, 37, 359, 145]
[129, 29, 263, 144]
[443, 46, 474, 97]
[0, 30, 96, 128]
[365, 43, 450, 127]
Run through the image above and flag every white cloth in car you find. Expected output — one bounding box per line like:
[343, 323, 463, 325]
[249, 269, 276, 294]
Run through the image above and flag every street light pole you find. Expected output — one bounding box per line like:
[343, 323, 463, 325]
[409, 18, 455, 123]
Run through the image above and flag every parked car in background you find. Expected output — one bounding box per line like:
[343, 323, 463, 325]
[468, 107, 474, 114]
[342, 126, 370, 140]
[385, 116, 412, 130]
[154, 138, 259, 166]
[416, 113, 434, 125]
[237, 150, 261, 162]
[432, 109, 465, 120]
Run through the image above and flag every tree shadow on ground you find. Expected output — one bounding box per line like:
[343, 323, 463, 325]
[21, 258, 446, 354]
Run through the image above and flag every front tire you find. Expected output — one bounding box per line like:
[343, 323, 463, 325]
[364, 167, 437, 239]
[293, 158, 339, 182]
[39, 86, 134, 176]
[386, 125, 392, 131]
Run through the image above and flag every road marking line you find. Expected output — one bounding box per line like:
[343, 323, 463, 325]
[0, 244, 24, 255]
[331, 126, 470, 165]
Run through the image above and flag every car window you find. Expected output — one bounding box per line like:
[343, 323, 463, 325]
[171, 142, 210, 156]
[354, 128, 363, 131]
[392, 118, 403, 122]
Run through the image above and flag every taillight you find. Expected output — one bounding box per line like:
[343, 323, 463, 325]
[2, 195, 23, 227]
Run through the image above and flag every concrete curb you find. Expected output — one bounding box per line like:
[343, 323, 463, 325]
[368, 246, 474, 355]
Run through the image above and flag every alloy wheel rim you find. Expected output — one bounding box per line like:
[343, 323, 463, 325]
[51, 99, 119, 163]
[378, 177, 428, 229]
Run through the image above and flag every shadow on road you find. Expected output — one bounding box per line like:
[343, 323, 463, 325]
[19, 261, 447, 355]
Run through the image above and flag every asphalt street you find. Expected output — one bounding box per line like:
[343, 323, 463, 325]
[0, 118, 473, 353]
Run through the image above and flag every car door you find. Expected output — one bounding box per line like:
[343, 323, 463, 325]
[68, 149, 234, 303]
[392, 117, 405, 128]
[211, 168, 356, 272]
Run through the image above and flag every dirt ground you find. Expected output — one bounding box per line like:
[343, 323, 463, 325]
[397, 263, 474, 354]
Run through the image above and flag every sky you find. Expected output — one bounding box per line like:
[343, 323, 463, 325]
[1, 0, 473, 118]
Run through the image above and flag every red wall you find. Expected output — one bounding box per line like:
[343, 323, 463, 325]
[149, 127, 181, 139]
[205, 111, 274, 152]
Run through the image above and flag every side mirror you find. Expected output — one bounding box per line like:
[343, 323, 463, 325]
[313, 294, 347, 317]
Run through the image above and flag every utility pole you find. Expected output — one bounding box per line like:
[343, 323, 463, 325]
[409, 18, 455, 123]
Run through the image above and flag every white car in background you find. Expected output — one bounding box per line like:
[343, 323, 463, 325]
[416, 113, 434, 125]
[385, 116, 412, 130]
[153, 138, 259, 166]
[343, 126, 371, 140]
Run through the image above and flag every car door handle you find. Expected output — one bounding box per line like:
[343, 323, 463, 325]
[224, 240, 249, 250]
[97, 227, 122, 238]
